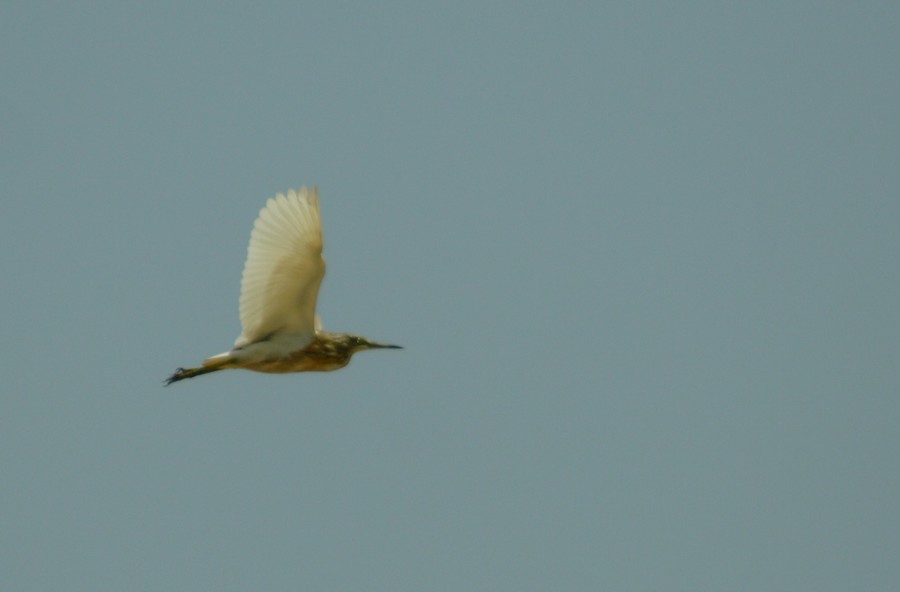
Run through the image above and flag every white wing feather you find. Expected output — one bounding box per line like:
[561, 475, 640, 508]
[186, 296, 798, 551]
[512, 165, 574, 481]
[234, 187, 325, 349]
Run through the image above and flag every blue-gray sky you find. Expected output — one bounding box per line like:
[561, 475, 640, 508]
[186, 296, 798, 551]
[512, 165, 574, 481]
[2, 2, 898, 590]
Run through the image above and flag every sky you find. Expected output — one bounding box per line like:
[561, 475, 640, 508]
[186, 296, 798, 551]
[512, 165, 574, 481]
[2, 2, 898, 590]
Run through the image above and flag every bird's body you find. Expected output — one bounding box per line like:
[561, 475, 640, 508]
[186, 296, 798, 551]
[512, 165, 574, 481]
[166, 187, 400, 385]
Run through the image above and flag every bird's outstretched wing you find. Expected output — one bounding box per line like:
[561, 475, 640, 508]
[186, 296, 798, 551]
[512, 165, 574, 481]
[234, 187, 325, 349]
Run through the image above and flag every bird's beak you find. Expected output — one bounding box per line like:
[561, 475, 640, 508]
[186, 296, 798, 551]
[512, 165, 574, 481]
[367, 342, 403, 350]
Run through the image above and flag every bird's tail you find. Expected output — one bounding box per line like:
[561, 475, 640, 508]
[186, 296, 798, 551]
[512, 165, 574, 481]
[164, 353, 233, 386]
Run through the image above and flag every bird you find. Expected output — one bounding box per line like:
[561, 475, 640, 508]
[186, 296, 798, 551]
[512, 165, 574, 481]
[165, 186, 401, 385]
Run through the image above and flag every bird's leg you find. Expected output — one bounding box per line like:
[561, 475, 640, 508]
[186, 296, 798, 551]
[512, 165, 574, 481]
[164, 365, 223, 386]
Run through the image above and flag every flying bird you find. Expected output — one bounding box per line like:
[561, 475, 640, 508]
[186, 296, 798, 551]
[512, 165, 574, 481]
[166, 186, 400, 385]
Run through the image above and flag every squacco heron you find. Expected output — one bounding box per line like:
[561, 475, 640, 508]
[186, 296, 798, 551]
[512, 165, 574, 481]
[165, 186, 400, 385]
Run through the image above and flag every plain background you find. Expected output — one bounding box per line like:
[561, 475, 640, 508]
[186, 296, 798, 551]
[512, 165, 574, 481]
[2, 2, 898, 590]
